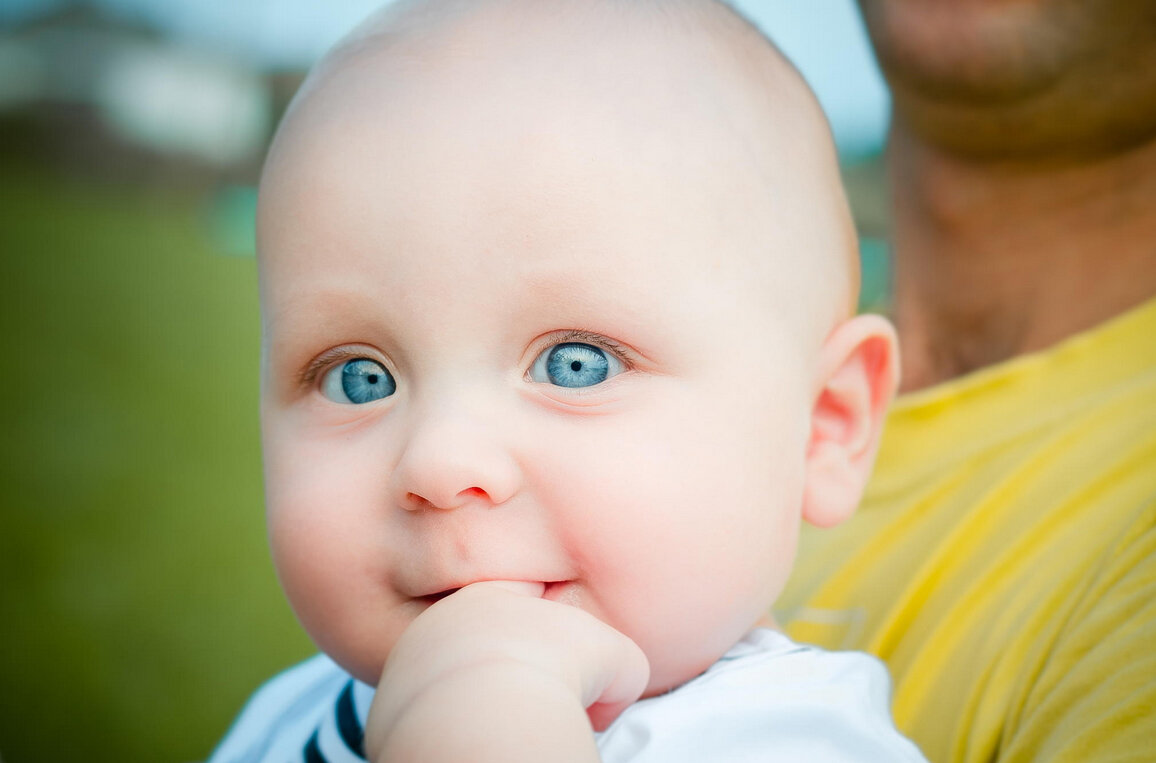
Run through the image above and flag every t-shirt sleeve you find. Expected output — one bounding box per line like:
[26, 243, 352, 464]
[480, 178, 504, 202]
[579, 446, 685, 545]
[596, 645, 928, 763]
[1000, 508, 1156, 763]
[207, 654, 356, 763]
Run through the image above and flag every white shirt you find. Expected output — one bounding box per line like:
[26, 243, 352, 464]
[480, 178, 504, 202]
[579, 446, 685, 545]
[209, 629, 926, 762]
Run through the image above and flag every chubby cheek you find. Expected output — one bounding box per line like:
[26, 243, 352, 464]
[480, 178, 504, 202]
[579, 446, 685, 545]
[263, 427, 404, 684]
[533, 385, 805, 693]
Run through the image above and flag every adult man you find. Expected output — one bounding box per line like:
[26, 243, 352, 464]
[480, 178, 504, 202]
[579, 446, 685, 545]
[780, 2, 1156, 761]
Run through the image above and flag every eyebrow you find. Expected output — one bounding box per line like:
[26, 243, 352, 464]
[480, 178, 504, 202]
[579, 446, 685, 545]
[297, 345, 357, 388]
[266, 286, 395, 363]
[267, 265, 665, 378]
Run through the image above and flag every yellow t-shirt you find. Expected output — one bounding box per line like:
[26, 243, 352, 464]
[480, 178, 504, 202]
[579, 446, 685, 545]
[779, 297, 1156, 763]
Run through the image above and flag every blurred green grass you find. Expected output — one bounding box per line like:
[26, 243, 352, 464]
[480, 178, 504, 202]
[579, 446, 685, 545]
[0, 168, 314, 763]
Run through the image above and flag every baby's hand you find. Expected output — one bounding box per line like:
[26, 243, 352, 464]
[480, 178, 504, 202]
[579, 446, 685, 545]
[365, 581, 649, 762]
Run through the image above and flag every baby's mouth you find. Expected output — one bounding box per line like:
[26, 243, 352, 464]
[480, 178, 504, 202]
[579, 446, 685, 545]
[415, 581, 564, 605]
[418, 587, 461, 604]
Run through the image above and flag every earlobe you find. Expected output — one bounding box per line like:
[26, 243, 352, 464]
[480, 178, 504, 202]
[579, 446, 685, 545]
[801, 314, 899, 528]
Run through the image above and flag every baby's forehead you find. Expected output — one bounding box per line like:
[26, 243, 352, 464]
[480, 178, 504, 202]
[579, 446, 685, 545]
[261, 0, 855, 345]
[288, 0, 815, 164]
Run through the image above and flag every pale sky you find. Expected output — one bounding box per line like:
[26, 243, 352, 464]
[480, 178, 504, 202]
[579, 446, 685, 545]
[2, 0, 891, 157]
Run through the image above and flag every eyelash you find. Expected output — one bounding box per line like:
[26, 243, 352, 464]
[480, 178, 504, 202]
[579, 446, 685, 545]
[299, 346, 380, 388]
[299, 330, 634, 390]
[531, 330, 634, 375]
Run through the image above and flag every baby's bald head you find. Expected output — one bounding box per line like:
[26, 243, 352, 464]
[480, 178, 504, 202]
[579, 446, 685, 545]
[260, 0, 857, 361]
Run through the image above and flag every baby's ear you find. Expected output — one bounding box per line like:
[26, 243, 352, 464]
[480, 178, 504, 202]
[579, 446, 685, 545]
[801, 313, 899, 528]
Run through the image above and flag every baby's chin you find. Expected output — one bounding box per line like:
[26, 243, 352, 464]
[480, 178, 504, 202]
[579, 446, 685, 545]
[311, 641, 392, 688]
[303, 604, 426, 688]
[636, 602, 780, 697]
[636, 633, 747, 696]
[640, 649, 723, 698]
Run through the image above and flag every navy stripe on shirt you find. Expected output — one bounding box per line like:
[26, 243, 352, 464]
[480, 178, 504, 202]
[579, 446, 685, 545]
[302, 679, 367, 762]
[336, 681, 366, 758]
[304, 729, 326, 763]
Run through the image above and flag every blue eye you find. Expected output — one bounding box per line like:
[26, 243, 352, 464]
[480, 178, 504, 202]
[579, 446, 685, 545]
[321, 358, 396, 404]
[529, 342, 624, 388]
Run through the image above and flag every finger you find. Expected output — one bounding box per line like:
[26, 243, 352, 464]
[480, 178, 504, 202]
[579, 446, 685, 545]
[584, 629, 650, 731]
[461, 580, 547, 598]
[588, 700, 632, 733]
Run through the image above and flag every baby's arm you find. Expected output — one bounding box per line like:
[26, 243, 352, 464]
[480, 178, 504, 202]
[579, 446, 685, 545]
[365, 581, 650, 763]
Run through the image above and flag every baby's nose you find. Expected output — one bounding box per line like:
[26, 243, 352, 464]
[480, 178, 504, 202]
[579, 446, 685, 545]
[389, 408, 521, 512]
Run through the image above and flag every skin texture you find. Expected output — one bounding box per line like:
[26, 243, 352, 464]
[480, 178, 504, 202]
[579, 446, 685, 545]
[856, 0, 1156, 389]
[256, 1, 898, 758]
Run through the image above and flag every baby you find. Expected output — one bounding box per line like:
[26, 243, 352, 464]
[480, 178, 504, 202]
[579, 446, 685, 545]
[211, 0, 924, 760]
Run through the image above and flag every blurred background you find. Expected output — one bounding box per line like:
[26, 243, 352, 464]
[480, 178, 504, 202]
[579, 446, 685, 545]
[0, 1, 891, 760]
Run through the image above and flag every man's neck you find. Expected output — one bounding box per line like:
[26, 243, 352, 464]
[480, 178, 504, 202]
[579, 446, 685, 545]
[887, 123, 1156, 392]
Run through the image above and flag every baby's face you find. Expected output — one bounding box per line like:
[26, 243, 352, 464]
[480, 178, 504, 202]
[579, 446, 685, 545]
[259, 23, 835, 695]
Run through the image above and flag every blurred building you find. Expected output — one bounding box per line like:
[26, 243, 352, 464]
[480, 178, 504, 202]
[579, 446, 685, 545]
[0, 0, 890, 290]
[0, 2, 301, 186]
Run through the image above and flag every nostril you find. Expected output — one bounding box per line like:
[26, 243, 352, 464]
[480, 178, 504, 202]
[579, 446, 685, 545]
[402, 487, 491, 511]
[403, 492, 433, 511]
